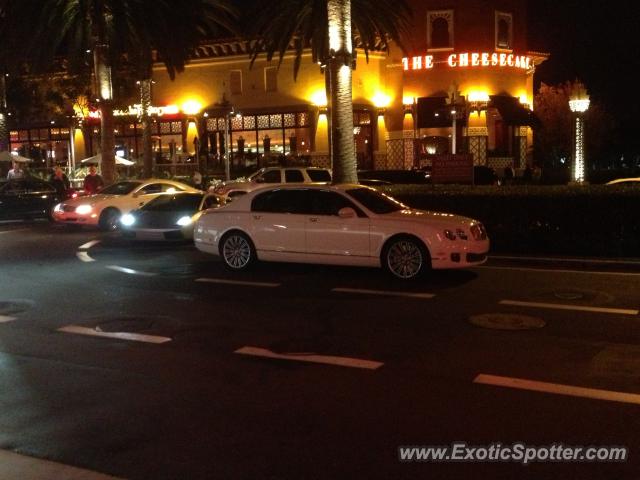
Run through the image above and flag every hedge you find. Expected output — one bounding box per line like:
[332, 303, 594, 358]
[382, 184, 640, 257]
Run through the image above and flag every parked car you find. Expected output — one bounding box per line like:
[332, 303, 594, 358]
[357, 169, 431, 184]
[605, 177, 640, 186]
[212, 167, 332, 198]
[120, 192, 225, 241]
[52, 179, 200, 230]
[194, 184, 489, 280]
[0, 177, 63, 221]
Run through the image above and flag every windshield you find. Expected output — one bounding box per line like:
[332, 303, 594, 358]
[346, 188, 407, 214]
[144, 193, 204, 212]
[247, 169, 266, 181]
[100, 181, 142, 195]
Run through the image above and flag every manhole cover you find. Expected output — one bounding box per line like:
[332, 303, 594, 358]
[470, 313, 546, 330]
[0, 300, 33, 315]
[554, 292, 585, 300]
[95, 317, 156, 333]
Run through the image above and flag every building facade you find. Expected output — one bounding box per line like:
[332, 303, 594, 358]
[10, 0, 545, 176]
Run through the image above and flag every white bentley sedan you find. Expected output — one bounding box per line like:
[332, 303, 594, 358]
[194, 184, 489, 279]
[53, 179, 200, 230]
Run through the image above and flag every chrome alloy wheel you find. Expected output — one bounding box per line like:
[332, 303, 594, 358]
[386, 240, 424, 279]
[222, 234, 253, 269]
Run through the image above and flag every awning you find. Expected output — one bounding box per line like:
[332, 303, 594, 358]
[490, 95, 540, 127]
[416, 97, 467, 129]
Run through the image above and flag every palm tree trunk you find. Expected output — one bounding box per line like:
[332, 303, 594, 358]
[140, 78, 153, 178]
[327, 0, 357, 184]
[93, 44, 115, 183]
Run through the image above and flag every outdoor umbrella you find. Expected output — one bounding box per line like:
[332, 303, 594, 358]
[80, 153, 136, 166]
[0, 151, 33, 163]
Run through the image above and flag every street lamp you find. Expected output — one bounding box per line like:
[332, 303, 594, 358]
[569, 82, 590, 183]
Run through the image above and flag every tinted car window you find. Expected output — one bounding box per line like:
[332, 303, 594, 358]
[346, 188, 406, 214]
[144, 193, 203, 212]
[203, 195, 223, 209]
[228, 190, 247, 199]
[25, 179, 55, 192]
[259, 170, 282, 183]
[139, 183, 164, 194]
[285, 169, 305, 182]
[310, 190, 364, 217]
[251, 189, 312, 214]
[306, 169, 332, 182]
[101, 181, 141, 195]
[3, 180, 26, 193]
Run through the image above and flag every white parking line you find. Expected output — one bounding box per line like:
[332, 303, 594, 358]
[106, 265, 158, 277]
[500, 300, 639, 316]
[0, 315, 17, 323]
[235, 346, 384, 370]
[474, 374, 640, 405]
[0, 449, 124, 479]
[76, 251, 95, 263]
[477, 265, 640, 277]
[58, 325, 172, 344]
[332, 287, 435, 299]
[79, 240, 101, 250]
[196, 278, 281, 288]
[490, 254, 640, 266]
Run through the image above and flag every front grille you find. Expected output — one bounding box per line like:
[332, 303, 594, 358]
[164, 230, 185, 240]
[63, 205, 76, 212]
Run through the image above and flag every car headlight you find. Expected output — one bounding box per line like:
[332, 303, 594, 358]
[120, 213, 136, 227]
[75, 204, 93, 215]
[470, 223, 487, 241]
[54, 203, 63, 212]
[176, 216, 193, 227]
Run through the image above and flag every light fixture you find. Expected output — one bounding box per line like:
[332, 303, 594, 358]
[569, 81, 590, 183]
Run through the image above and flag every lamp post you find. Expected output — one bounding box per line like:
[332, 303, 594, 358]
[569, 82, 590, 183]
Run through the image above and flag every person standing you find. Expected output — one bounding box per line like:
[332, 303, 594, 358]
[84, 166, 104, 194]
[7, 161, 24, 180]
[503, 162, 515, 185]
[49, 166, 70, 197]
[192, 170, 203, 190]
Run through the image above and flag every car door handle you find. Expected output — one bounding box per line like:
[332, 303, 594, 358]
[309, 217, 318, 223]
[253, 215, 262, 220]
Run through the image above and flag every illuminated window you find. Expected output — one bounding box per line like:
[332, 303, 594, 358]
[265, 67, 278, 92]
[495, 12, 513, 50]
[230, 70, 242, 95]
[427, 10, 453, 50]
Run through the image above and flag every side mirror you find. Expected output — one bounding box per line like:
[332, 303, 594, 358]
[337, 207, 356, 219]
[132, 192, 140, 198]
[255, 177, 265, 183]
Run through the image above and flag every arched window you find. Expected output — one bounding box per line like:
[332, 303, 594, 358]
[495, 12, 513, 50]
[431, 17, 450, 48]
[428, 10, 453, 50]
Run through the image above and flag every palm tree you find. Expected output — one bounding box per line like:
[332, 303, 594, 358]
[27, 0, 235, 183]
[0, 0, 34, 154]
[249, 0, 410, 183]
[126, 0, 236, 178]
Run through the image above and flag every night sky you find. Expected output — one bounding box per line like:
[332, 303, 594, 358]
[528, 0, 640, 155]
